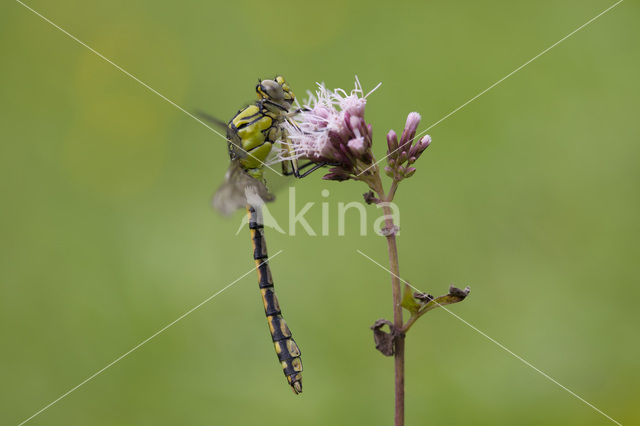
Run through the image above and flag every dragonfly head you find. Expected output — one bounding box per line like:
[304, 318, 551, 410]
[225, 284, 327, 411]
[257, 76, 295, 110]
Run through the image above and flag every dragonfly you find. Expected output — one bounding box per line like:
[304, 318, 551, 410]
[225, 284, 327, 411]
[200, 76, 326, 394]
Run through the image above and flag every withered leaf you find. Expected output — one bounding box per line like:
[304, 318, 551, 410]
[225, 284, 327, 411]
[370, 319, 395, 356]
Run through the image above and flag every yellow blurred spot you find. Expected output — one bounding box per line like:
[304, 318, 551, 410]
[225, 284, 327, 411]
[63, 22, 188, 200]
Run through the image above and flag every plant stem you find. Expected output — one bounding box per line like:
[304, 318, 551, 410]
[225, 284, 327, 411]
[369, 173, 405, 426]
[401, 314, 419, 334]
[383, 212, 404, 426]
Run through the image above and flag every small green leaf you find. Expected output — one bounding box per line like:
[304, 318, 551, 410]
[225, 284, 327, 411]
[401, 283, 421, 314]
[401, 285, 471, 333]
[418, 285, 470, 315]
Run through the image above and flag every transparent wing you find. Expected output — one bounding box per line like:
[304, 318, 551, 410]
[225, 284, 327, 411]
[213, 161, 275, 216]
[199, 112, 295, 214]
[195, 110, 228, 131]
[196, 110, 248, 160]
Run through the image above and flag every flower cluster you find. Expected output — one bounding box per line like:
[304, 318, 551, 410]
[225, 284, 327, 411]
[281, 78, 381, 181]
[384, 113, 431, 182]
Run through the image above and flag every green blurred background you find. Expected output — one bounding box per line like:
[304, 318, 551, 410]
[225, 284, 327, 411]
[1, 0, 638, 424]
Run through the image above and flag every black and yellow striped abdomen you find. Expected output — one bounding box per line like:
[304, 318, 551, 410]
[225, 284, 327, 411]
[248, 206, 303, 394]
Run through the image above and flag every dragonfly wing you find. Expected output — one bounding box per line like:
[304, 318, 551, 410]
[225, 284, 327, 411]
[213, 161, 275, 216]
[196, 110, 248, 160]
[260, 164, 294, 196]
[195, 110, 228, 131]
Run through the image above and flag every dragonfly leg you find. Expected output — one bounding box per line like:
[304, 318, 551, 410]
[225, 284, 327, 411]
[282, 160, 330, 178]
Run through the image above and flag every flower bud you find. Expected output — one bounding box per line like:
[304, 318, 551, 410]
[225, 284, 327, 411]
[419, 135, 431, 151]
[386, 130, 399, 155]
[322, 168, 350, 181]
[400, 112, 421, 148]
[408, 143, 419, 159]
[399, 151, 408, 165]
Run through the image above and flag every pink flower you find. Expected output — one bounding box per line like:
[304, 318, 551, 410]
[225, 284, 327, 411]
[281, 77, 381, 181]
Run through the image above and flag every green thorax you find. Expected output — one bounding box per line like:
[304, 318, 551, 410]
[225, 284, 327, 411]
[227, 100, 287, 180]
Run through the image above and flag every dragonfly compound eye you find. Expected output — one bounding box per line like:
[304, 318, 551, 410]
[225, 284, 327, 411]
[257, 76, 295, 106]
[275, 75, 295, 103]
[257, 79, 285, 103]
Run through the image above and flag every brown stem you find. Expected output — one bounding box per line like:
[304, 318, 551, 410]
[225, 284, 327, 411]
[401, 314, 419, 334]
[387, 179, 399, 201]
[394, 333, 405, 426]
[379, 178, 405, 426]
[383, 213, 404, 426]
[368, 172, 405, 426]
